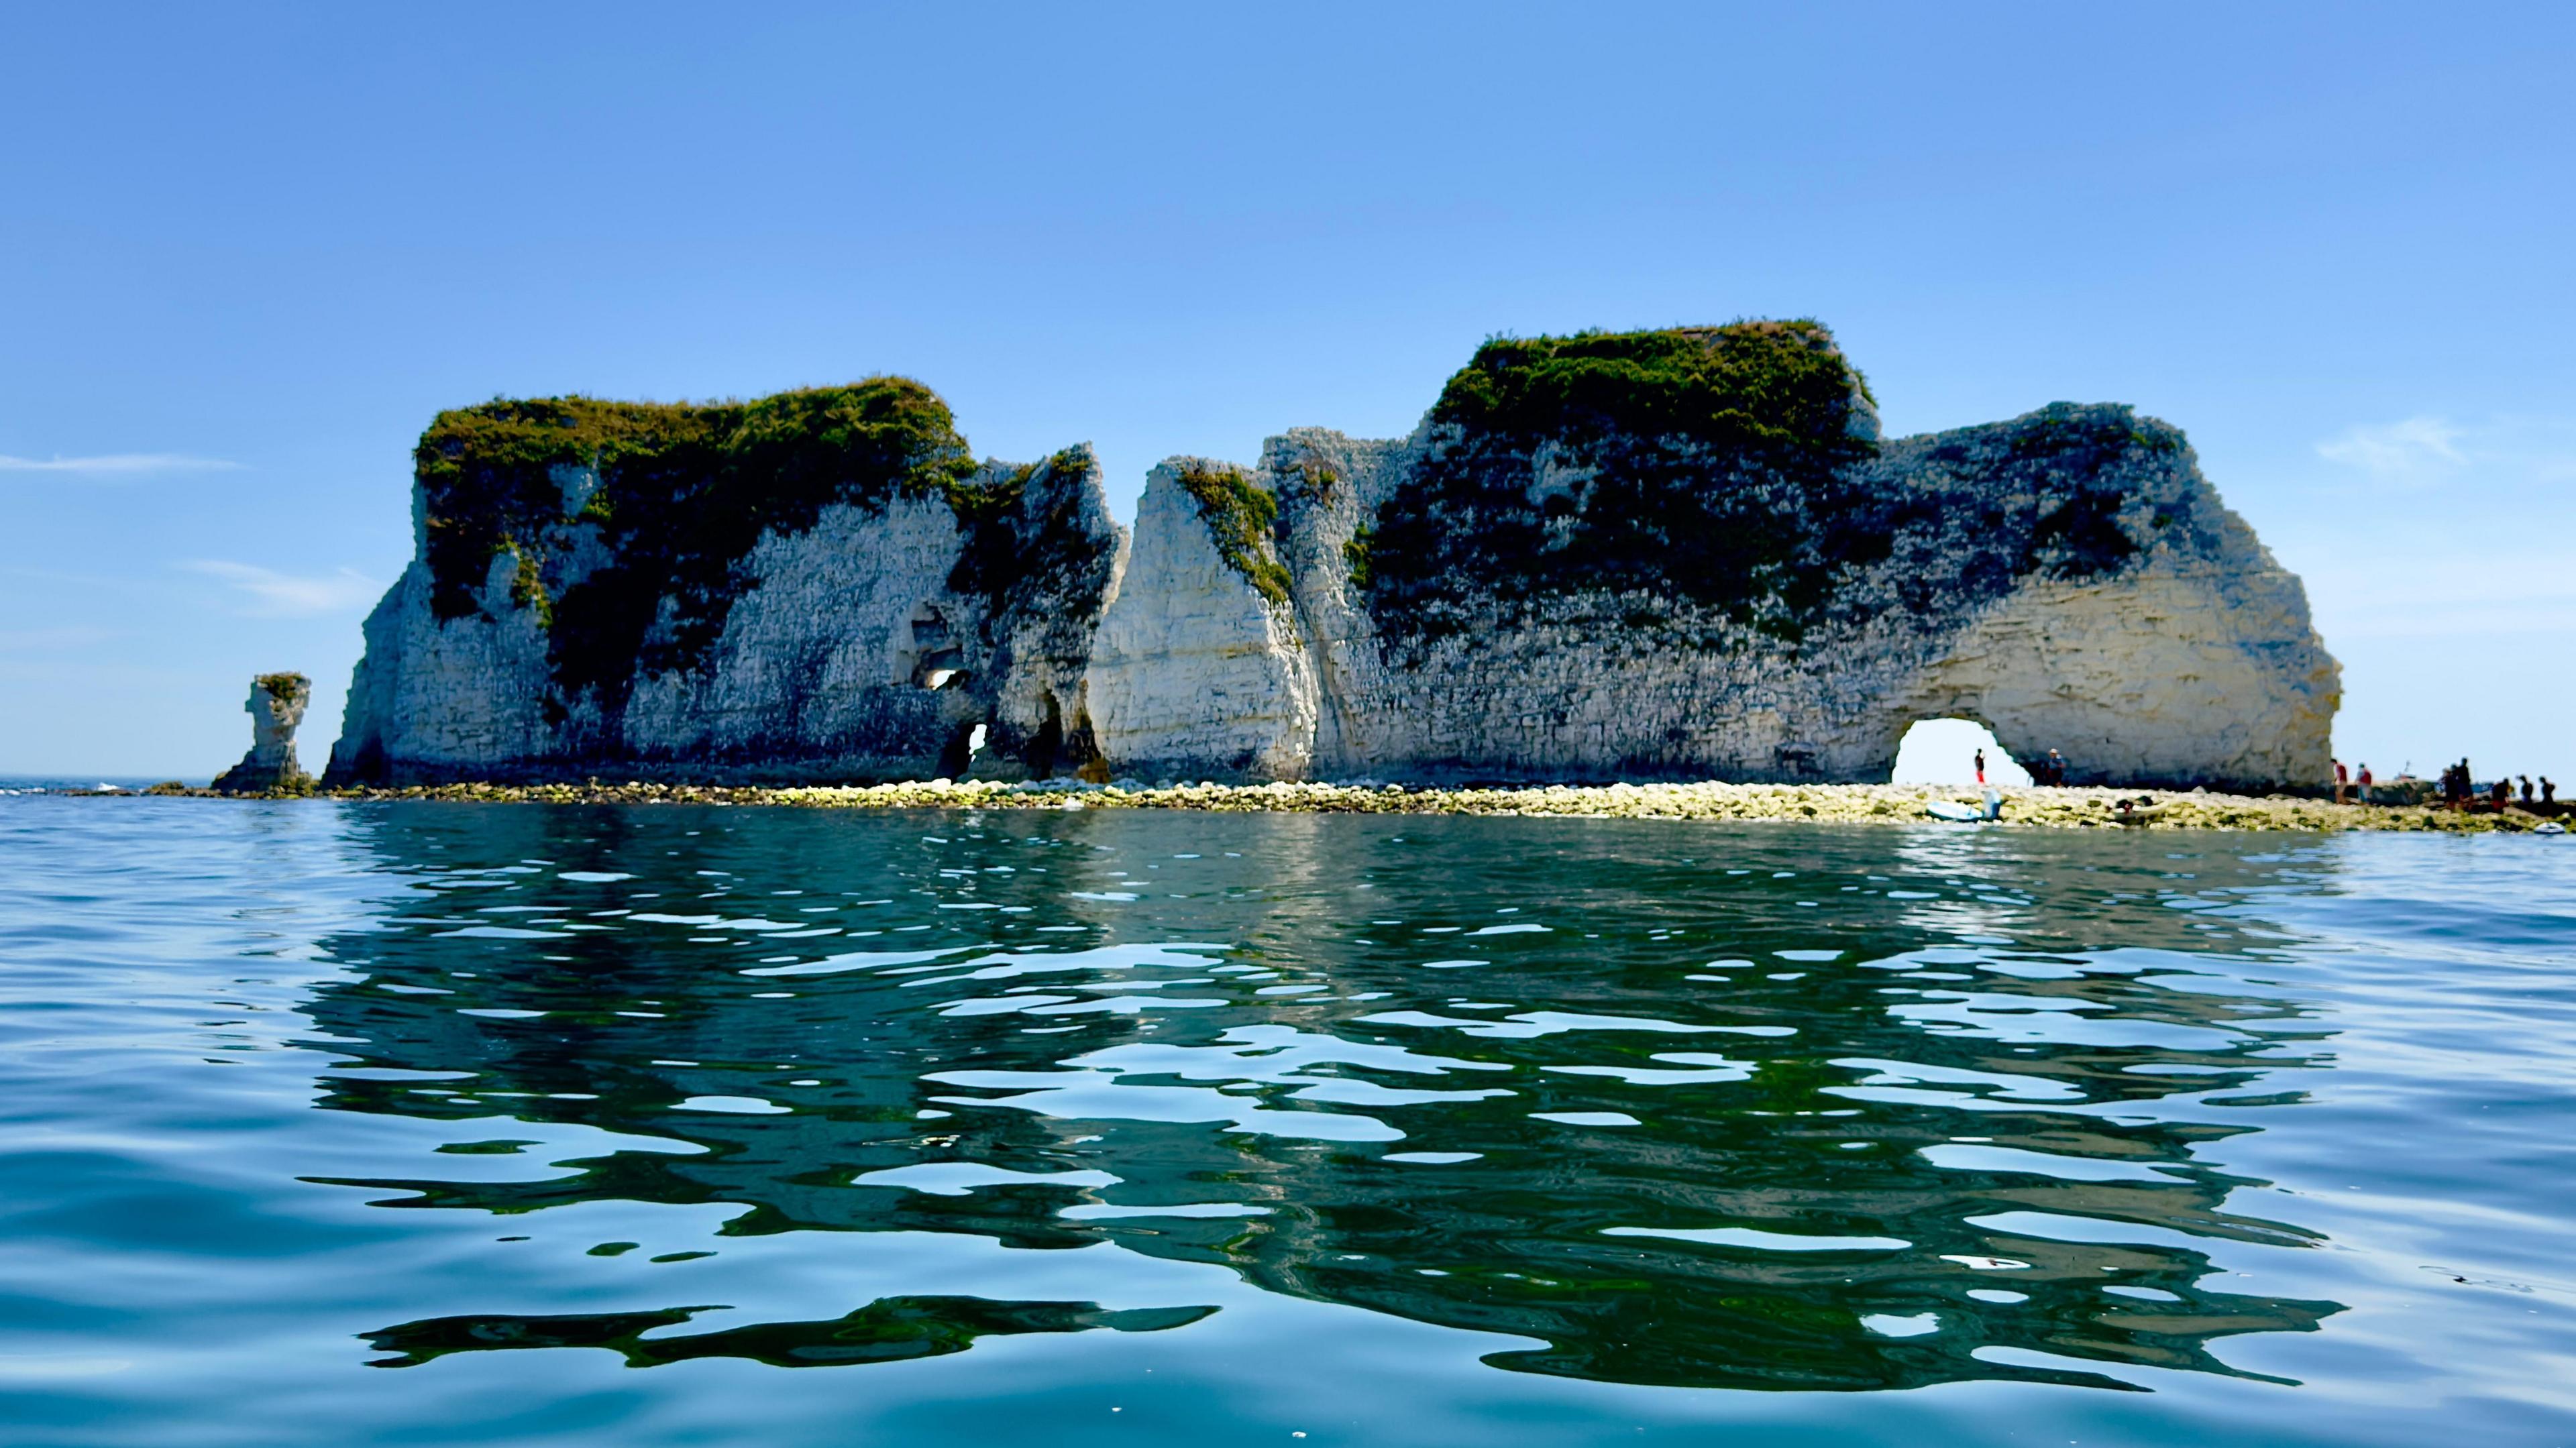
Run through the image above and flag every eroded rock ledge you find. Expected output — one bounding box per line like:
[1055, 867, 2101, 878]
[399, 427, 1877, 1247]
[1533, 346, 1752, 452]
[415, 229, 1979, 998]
[325, 323, 2337, 791]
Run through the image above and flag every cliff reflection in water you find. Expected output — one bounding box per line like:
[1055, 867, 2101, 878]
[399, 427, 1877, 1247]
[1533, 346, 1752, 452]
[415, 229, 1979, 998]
[302, 803, 2341, 1391]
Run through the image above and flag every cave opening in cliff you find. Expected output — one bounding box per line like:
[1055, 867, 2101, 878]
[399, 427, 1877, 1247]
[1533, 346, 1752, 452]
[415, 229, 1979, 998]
[937, 722, 986, 780]
[1028, 693, 1064, 779]
[1890, 718, 2032, 787]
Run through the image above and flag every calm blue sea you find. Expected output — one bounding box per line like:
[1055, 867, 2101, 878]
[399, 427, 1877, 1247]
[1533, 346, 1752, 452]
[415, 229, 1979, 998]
[1, 797, 2571, 1446]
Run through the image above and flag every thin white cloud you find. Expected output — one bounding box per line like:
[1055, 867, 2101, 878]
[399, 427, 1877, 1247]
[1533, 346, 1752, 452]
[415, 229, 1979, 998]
[2315, 416, 2464, 478]
[0, 453, 246, 475]
[185, 561, 382, 617]
[0, 626, 122, 653]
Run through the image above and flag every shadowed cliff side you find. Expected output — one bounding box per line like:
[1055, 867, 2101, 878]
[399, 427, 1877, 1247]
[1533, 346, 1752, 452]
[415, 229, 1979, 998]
[1087, 322, 2336, 788]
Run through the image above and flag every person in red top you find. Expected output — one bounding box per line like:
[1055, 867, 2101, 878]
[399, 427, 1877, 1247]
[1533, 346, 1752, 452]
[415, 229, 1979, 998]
[2356, 763, 2373, 805]
[2334, 759, 2349, 803]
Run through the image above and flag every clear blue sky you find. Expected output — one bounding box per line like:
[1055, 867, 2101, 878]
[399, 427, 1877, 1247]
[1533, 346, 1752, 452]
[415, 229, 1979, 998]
[4, 3, 2569, 782]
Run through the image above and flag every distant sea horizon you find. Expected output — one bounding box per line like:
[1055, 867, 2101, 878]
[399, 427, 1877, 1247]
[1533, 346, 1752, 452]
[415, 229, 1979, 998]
[0, 775, 201, 793]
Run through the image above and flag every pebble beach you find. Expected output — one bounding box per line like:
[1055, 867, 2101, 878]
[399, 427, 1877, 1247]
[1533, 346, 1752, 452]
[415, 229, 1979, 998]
[97, 777, 2566, 832]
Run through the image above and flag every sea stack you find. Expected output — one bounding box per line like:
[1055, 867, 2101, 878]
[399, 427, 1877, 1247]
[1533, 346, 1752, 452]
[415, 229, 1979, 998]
[1090, 323, 2339, 789]
[212, 673, 313, 794]
[326, 323, 2337, 789]
[323, 380, 1124, 785]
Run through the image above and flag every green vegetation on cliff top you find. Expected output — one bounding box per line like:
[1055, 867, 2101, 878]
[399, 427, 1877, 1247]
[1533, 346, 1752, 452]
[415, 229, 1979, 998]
[1364, 321, 1882, 639]
[946, 447, 1105, 613]
[1426, 320, 1877, 453]
[251, 671, 309, 704]
[416, 378, 1032, 709]
[1361, 321, 2155, 643]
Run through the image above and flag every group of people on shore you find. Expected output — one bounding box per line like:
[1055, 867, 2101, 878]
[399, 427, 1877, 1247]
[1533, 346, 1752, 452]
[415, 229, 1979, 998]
[2438, 759, 2555, 811]
[2335, 759, 2558, 811]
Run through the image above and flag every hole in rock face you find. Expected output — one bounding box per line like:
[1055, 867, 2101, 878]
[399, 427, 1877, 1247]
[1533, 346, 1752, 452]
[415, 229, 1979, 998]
[898, 604, 963, 687]
[1891, 718, 2031, 787]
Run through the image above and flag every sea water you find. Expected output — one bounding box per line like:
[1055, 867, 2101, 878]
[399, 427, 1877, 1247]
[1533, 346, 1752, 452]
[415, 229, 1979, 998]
[1, 797, 2570, 1446]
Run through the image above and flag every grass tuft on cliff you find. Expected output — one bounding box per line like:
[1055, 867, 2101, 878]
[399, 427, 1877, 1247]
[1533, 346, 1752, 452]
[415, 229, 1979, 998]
[1176, 463, 1293, 606]
[252, 672, 310, 706]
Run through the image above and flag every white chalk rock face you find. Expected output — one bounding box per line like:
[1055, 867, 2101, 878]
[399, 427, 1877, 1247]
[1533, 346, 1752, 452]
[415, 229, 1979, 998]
[614, 495, 985, 775]
[326, 383, 1123, 785]
[1891, 560, 2337, 787]
[1083, 325, 2338, 791]
[336, 554, 557, 780]
[1087, 460, 1318, 781]
[325, 329, 2337, 791]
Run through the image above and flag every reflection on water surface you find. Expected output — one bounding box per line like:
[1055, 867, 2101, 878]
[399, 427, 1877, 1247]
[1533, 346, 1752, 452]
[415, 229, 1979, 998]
[7, 800, 2573, 1447]
[308, 807, 2335, 1392]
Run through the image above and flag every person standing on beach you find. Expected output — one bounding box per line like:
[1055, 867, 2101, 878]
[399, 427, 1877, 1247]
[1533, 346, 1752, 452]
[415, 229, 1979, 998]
[2334, 759, 2349, 803]
[1974, 748, 1986, 785]
[2521, 775, 2536, 804]
[2357, 763, 2373, 805]
[2044, 748, 2066, 786]
[2545, 777, 2559, 806]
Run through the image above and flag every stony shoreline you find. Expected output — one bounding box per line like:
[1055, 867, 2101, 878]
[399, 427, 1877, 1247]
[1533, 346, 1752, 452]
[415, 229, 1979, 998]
[78, 778, 2566, 832]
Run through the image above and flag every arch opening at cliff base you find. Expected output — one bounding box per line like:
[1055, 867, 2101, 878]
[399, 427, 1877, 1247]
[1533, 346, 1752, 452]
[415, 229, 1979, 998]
[1890, 718, 2032, 787]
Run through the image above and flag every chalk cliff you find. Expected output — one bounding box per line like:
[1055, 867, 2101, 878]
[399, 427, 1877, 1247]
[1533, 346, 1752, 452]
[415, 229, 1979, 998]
[329, 325, 2334, 789]
[1087, 323, 2336, 788]
[325, 381, 1124, 785]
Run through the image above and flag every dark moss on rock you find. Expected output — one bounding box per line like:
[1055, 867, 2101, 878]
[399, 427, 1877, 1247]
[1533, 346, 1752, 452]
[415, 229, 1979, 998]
[1361, 323, 2163, 647]
[1363, 322, 1881, 641]
[947, 447, 1114, 618]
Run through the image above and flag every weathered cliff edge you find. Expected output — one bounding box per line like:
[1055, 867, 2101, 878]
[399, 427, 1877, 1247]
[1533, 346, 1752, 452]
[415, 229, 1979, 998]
[327, 380, 1124, 785]
[329, 323, 2335, 789]
[1091, 323, 2335, 788]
